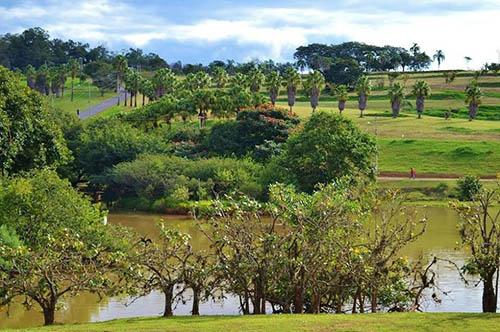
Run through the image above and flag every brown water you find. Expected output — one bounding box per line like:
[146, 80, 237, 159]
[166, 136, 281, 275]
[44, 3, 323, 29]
[0, 208, 486, 329]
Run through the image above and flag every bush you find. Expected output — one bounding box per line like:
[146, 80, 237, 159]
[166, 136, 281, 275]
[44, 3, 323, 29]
[98, 154, 264, 209]
[206, 105, 299, 159]
[456, 176, 482, 201]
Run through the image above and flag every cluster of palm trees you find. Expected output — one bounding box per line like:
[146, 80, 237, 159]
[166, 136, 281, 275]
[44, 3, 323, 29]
[25, 58, 81, 101]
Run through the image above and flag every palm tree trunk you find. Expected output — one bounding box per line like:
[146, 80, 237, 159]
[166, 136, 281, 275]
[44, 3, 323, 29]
[70, 78, 74, 102]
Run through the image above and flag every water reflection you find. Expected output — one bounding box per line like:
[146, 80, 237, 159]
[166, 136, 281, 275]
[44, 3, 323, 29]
[0, 207, 485, 328]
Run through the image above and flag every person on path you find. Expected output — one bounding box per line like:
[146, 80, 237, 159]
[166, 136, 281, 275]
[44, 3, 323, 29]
[77, 109, 80, 116]
[410, 168, 416, 179]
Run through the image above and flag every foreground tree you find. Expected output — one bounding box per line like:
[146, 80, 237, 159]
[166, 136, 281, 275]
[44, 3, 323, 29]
[356, 76, 371, 117]
[388, 82, 405, 118]
[452, 185, 500, 312]
[334, 84, 349, 114]
[304, 70, 325, 113]
[0, 170, 129, 325]
[412, 80, 431, 119]
[465, 80, 482, 121]
[284, 67, 301, 114]
[0, 67, 69, 175]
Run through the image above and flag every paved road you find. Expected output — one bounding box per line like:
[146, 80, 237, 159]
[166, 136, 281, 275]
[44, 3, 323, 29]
[78, 92, 125, 120]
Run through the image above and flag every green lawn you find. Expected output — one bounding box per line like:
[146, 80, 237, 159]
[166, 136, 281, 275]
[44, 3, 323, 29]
[7, 313, 500, 332]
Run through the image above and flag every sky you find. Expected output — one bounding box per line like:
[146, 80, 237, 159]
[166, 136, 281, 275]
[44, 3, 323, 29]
[1, 0, 500, 69]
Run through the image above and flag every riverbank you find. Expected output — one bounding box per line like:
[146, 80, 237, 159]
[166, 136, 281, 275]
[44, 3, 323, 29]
[7, 313, 500, 332]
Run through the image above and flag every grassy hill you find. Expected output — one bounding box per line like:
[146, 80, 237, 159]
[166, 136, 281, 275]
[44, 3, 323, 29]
[7, 313, 500, 332]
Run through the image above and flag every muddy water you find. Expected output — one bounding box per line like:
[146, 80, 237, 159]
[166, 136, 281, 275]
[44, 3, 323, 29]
[0, 208, 486, 328]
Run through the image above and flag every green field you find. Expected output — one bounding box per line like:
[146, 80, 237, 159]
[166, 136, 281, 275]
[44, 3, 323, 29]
[7, 314, 500, 332]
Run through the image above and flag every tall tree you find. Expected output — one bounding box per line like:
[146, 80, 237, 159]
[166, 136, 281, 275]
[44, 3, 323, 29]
[355, 76, 371, 118]
[284, 67, 301, 114]
[452, 185, 500, 312]
[388, 82, 405, 118]
[113, 55, 128, 106]
[433, 50, 445, 69]
[247, 67, 265, 93]
[68, 58, 79, 102]
[265, 71, 281, 107]
[334, 84, 349, 114]
[212, 66, 229, 88]
[412, 80, 431, 119]
[465, 80, 482, 121]
[304, 70, 325, 113]
[152, 68, 176, 98]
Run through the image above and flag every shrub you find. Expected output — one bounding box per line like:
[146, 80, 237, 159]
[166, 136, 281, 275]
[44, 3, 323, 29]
[456, 175, 482, 201]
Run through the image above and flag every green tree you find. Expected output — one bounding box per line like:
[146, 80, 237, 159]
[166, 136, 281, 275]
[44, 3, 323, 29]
[68, 58, 79, 102]
[265, 71, 281, 107]
[465, 80, 482, 121]
[304, 70, 325, 113]
[212, 66, 229, 88]
[452, 185, 500, 312]
[334, 84, 348, 114]
[412, 80, 431, 119]
[113, 55, 128, 105]
[0, 170, 130, 325]
[278, 112, 377, 193]
[284, 67, 301, 114]
[0, 67, 69, 175]
[388, 82, 405, 118]
[355, 76, 371, 118]
[456, 175, 483, 201]
[152, 68, 177, 98]
[247, 67, 265, 93]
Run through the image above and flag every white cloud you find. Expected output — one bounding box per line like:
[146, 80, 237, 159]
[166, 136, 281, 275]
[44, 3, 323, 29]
[1, 0, 499, 67]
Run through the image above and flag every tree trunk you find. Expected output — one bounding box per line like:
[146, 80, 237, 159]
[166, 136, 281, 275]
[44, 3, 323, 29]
[293, 282, 304, 313]
[392, 101, 400, 118]
[142, 94, 146, 106]
[482, 273, 497, 313]
[338, 100, 345, 114]
[416, 97, 424, 118]
[42, 300, 56, 326]
[371, 288, 378, 313]
[124, 91, 127, 106]
[130, 92, 133, 107]
[163, 285, 174, 317]
[192, 288, 200, 315]
[311, 291, 321, 314]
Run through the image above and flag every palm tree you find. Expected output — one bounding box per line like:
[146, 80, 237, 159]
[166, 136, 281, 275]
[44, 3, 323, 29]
[57, 65, 68, 97]
[265, 71, 281, 107]
[412, 80, 431, 119]
[138, 77, 154, 106]
[153, 68, 176, 98]
[334, 84, 348, 114]
[465, 80, 482, 121]
[433, 50, 445, 70]
[230, 73, 248, 89]
[247, 68, 265, 93]
[25, 64, 36, 89]
[355, 76, 371, 117]
[35, 64, 50, 95]
[49, 66, 62, 97]
[68, 58, 79, 102]
[212, 67, 229, 88]
[114, 55, 128, 106]
[305, 71, 325, 113]
[464, 56, 472, 69]
[388, 82, 405, 118]
[284, 67, 301, 114]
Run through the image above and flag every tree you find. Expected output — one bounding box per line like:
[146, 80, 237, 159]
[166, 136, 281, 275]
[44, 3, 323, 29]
[25, 64, 36, 89]
[114, 55, 128, 105]
[456, 175, 483, 201]
[278, 112, 377, 193]
[212, 66, 229, 88]
[433, 50, 445, 69]
[334, 84, 348, 114]
[304, 70, 325, 113]
[0, 67, 69, 175]
[193, 89, 214, 128]
[68, 58, 79, 102]
[388, 82, 405, 118]
[355, 76, 371, 117]
[152, 68, 176, 98]
[412, 81, 431, 119]
[465, 80, 482, 121]
[133, 223, 193, 317]
[0, 170, 129, 325]
[464, 56, 472, 69]
[284, 67, 301, 114]
[265, 71, 281, 107]
[452, 185, 500, 312]
[247, 67, 265, 93]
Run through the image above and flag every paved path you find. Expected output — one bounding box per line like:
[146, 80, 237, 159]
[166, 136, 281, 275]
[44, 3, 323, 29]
[379, 176, 497, 181]
[78, 92, 125, 120]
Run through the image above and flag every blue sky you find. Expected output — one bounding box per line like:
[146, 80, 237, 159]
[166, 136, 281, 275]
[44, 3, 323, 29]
[1, 0, 499, 69]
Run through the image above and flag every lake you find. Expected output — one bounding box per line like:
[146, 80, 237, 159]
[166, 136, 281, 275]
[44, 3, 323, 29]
[0, 207, 485, 329]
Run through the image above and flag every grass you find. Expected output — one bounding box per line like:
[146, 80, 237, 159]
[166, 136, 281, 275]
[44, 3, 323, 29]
[7, 313, 500, 332]
[377, 139, 499, 176]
